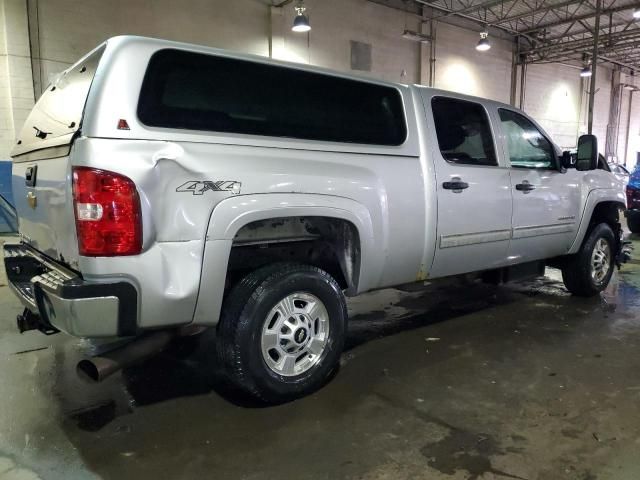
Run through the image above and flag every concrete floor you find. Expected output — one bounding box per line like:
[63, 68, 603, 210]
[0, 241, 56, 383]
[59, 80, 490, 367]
[1, 236, 640, 480]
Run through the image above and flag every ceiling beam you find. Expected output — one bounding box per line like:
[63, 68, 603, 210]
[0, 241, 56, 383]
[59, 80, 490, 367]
[521, 2, 640, 34]
[490, 0, 585, 26]
[528, 52, 639, 70]
[435, 0, 509, 18]
[536, 39, 640, 62]
[526, 30, 640, 61]
[522, 26, 640, 55]
[414, 0, 537, 39]
[406, 0, 640, 71]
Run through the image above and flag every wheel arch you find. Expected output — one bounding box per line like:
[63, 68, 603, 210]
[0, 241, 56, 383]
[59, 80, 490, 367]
[193, 193, 384, 326]
[568, 189, 626, 255]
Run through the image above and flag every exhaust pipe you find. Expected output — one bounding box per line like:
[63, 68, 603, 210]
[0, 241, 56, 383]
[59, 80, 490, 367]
[77, 330, 175, 383]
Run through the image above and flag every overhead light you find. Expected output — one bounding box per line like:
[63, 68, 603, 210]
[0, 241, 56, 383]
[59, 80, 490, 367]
[292, 1, 311, 32]
[580, 65, 592, 77]
[633, 8, 640, 19]
[476, 31, 491, 51]
[402, 29, 432, 43]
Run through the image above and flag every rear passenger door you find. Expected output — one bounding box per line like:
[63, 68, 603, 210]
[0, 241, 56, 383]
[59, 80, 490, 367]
[497, 108, 581, 262]
[423, 93, 513, 278]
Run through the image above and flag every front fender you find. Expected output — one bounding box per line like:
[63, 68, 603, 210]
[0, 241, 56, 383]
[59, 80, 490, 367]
[192, 193, 384, 326]
[568, 188, 626, 254]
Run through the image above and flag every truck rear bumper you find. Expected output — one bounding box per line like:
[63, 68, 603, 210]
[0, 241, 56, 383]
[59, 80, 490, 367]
[3, 243, 137, 337]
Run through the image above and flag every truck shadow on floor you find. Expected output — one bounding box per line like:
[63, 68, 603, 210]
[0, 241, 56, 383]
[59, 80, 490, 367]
[67, 273, 591, 431]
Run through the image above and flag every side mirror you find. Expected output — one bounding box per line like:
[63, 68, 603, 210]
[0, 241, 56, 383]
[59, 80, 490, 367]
[560, 150, 574, 169]
[576, 134, 598, 171]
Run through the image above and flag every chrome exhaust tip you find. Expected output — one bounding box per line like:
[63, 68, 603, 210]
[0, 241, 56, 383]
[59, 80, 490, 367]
[77, 330, 175, 383]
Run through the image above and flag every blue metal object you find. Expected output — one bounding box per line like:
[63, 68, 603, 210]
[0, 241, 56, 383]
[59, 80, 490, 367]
[0, 160, 17, 233]
[0, 161, 13, 206]
[628, 163, 640, 191]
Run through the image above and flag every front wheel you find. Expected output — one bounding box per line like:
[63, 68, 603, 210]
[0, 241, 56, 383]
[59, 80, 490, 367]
[217, 263, 347, 403]
[562, 223, 615, 297]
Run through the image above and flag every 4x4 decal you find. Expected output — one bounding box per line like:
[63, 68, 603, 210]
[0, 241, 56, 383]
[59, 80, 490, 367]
[176, 181, 241, 195]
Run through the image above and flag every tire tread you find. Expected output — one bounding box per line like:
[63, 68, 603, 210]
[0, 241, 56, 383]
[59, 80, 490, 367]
[562, 223, 615, 297]
[217, 262, 346, 402]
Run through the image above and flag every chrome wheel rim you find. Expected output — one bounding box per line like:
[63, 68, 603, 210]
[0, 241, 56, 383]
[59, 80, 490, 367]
[261, 292, 330, 377]
[591, 238, 611, 285]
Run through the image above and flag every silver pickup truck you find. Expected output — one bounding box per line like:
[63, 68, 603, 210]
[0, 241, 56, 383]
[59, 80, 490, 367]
[3, 36, 627, 402]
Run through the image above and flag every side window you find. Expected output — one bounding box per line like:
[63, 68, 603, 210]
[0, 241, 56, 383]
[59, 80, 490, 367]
[498, 109, 555, 169]
[138, 49, 407, 146]
[431, 97, 497, 167]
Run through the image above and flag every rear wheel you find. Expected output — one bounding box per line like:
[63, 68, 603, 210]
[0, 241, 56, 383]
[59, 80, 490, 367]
[217, 262, 347, 403]
[562, 223, 615, 297]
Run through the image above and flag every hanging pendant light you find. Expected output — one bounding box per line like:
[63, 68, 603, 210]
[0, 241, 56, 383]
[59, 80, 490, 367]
[580, 65, 592, 77]
[476, 30, 491, 51]
[292, 1, 311, 32]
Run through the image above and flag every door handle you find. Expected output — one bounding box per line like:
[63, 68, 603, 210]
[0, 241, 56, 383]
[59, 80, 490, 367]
[25, 165, 37, 187]
[515, 182, 535, 192]
[442, 180, 469, 191]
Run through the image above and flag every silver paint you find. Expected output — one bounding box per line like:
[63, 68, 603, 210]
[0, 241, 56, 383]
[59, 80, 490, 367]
[6, 36, 627, 336]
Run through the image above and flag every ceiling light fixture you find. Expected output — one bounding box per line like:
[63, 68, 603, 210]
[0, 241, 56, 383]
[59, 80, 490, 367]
[633, 8, 640, 19]
[580, 65, 592, 77]
[401, 29, 432, 43]
[476, 30, 491, 51]
[292, 1, 311, 33]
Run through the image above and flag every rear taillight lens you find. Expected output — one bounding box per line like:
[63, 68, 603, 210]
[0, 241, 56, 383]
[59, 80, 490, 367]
[72, 167, 142, 256]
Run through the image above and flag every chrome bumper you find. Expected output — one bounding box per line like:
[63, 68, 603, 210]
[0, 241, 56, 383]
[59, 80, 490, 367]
[3, 243, 138, 337]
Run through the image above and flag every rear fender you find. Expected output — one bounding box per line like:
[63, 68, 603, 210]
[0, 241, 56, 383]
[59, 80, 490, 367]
[192, 194, 382, 326]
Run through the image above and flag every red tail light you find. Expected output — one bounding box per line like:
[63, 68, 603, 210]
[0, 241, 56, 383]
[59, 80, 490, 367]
[72, 167, 142, 256]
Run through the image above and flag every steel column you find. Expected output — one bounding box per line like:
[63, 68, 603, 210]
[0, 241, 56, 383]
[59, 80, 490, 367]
[587, 0, 601, 135]
[623, 90, 636, 166]
[510, 37, 519, 106]
[519, 61, 527, 109]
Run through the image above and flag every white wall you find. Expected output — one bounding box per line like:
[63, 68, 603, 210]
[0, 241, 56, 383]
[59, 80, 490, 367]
[523, 63, 583, 150]
[617, 88, 630, 165]
[0, 0, 634, 163]
[627, 93, 640, 168]
[32, 0, 423, 89]
[434, 22, 512, 103]
[0, 0, 34, 159]
[275, 0, 422, 85]
[591, 65, 612, 152]
[33, 0, 271, 88]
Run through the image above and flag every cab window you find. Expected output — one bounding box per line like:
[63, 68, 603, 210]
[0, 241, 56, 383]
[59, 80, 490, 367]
[431, 97, 497, 167]
[499, 109, 555, 169]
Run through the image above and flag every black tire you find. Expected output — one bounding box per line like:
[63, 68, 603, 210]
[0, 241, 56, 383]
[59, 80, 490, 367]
[627, 212, 640, 234]
[216, 262, 347, 403]
[562, 223, 615, 297]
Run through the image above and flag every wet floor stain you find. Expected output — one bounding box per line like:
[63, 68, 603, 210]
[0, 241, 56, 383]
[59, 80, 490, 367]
[68, 401, 117, 432]
[420, 429, 527, 480]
